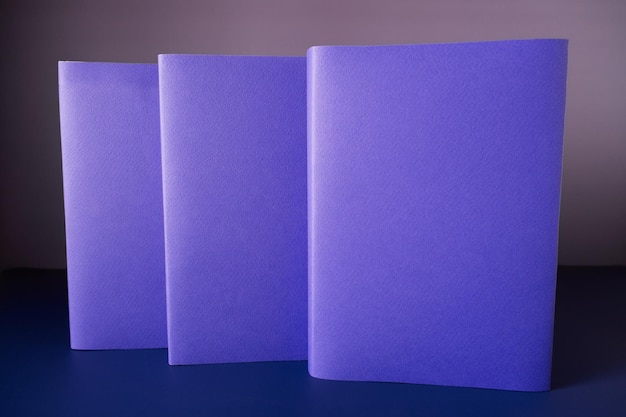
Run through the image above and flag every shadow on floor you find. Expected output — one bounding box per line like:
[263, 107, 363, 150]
[551, 266, 626, 388]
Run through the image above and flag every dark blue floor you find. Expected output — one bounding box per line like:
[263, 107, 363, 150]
[1, 267, 625, 416]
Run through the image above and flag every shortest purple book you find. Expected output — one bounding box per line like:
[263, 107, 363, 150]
[307, 39, 568, 391]
[58, 62, 167, 350]
[159, 54, 308, 365]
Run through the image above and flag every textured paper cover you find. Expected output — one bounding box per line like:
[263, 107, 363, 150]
[58, 62, 167, 350]
[307, 39, 568, 391]
[159, 55, 307, 365]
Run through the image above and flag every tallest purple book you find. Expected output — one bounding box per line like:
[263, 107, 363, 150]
[308, 39, 568, 391]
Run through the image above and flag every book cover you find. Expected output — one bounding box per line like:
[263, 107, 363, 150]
[159, 55, 307, 365]
[58, 62, 167, 350]
[307, 39, 568, 391]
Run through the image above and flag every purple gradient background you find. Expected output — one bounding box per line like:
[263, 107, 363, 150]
[0, 0, 624, 270]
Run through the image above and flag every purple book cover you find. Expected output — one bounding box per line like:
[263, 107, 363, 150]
[58, 62, 167, 350]
[159, 55, 308, 365]
[307, 39, 568, 391]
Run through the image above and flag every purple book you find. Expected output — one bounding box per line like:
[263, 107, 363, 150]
[307, 39, 568, 391]
[159, 55, 308, 365]
[58, 62, 167, 350]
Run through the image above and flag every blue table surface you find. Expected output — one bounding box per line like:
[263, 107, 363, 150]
[1, 266, 625, 417]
